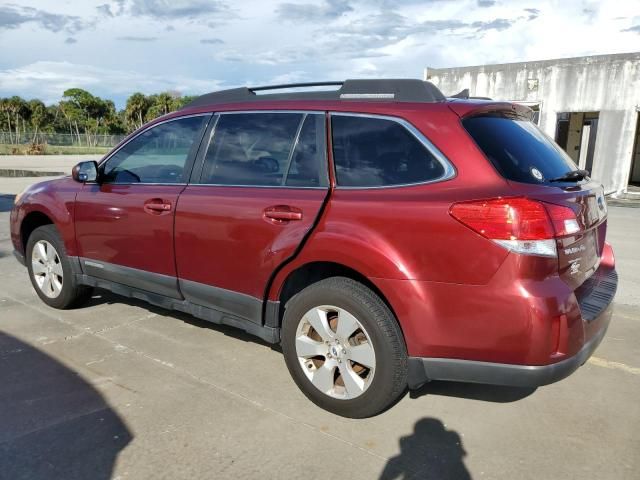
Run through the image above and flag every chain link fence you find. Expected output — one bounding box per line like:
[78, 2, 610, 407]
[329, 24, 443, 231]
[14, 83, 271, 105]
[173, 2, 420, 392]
[0, 132, 125, 147]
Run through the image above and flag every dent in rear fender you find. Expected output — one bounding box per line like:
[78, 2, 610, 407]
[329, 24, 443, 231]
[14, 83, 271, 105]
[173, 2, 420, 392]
[14, 177, 80, 256]
[267, 226, 417, 302]
[271, 212, 509, 290]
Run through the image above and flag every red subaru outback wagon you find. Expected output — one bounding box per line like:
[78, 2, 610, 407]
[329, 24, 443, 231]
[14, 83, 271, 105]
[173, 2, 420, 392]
[10, 79, 617, 417]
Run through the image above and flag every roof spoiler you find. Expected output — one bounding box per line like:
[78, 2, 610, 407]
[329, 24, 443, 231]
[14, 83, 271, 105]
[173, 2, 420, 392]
[182, 79, 446, 109]
[448, 101, 533, 121]
[449, 88, 493, 100]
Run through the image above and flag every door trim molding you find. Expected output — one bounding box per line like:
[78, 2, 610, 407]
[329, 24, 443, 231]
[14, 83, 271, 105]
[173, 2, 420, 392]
[75, 257, 277, 340]
[79, 257, 182, 299]
[179, 278, 263, 325]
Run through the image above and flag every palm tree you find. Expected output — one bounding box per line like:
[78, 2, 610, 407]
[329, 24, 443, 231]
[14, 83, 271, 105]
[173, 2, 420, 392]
[6, 96, 28, 143]
[28, 99, 48, 143]
[125, 93, 150, 131]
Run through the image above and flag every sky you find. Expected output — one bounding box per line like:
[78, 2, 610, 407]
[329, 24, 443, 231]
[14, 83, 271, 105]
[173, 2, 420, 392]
[1, 0, 639, 108]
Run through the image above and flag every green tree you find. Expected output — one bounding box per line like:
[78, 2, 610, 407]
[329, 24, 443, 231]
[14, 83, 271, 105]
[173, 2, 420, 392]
[174, 95, 196, 109]
[28, 99, 50, 143]
[145, 92, 175, 121]
[125, 92, 151, 132]
[0, 88, 203, 147]
[0, 98, 12, 142]
[45, 104, 67, 133]
[4, 96, 28, 143]
[60, 88, 112, 146]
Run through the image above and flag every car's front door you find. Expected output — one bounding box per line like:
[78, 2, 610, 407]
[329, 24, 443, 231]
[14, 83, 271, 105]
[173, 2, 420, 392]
[174, 112, 329, 323]
[74, 114, 210, 297]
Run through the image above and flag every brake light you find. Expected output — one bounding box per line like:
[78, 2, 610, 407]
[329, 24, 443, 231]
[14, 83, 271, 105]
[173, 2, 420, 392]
[449, 197, 580, 257]
[545, 203, 581, 236]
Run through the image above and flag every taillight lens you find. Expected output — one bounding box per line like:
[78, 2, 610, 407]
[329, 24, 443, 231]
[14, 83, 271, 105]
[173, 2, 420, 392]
[545, 203, 581, 236]
[450, 197, 580, 257]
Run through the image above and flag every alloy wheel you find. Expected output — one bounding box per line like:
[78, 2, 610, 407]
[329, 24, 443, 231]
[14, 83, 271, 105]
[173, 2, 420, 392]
[295, 305, 376, 399]
[31, 240, 63, 298]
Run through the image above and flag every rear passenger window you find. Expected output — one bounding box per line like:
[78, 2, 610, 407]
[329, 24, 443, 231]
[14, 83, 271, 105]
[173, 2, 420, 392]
[285, 114, 328, 187]
[331, 115, 445, 187]
[200, 112, 327, 187]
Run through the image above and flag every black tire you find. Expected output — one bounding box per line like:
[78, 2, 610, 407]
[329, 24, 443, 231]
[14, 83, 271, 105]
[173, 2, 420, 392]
[281, 277, 408, 418]
[26, 225, 92, 309]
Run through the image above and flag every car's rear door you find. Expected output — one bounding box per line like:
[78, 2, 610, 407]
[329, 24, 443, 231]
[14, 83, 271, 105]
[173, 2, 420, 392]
[174, 111, 329, 323]
[74, 114, 210, 297]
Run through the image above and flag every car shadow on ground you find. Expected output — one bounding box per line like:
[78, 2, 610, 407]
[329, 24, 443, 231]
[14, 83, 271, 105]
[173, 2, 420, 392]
[0, 194, 15, 213]
[410, 381, 536, 403]
[0, 331, 132, 479]
[379, 417, 472, 480]
[83, 291, 537, 400]
[84, 289, 278, 349]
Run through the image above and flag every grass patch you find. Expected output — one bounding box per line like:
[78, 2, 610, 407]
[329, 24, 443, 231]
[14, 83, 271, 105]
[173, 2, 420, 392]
[0, 144, 111, 155]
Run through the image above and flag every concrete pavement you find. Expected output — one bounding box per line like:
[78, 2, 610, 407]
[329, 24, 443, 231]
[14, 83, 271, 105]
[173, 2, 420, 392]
[0, 155, 99, 175]
[0, 176, 639, 479]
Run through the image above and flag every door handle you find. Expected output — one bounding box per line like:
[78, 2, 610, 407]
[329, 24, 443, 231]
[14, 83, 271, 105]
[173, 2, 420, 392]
[144, 198, 172, 215]
[263, 205, 303, 223]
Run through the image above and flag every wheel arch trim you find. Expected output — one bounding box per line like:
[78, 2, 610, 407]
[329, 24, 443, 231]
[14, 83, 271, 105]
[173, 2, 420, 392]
[267, 260, 405, 336]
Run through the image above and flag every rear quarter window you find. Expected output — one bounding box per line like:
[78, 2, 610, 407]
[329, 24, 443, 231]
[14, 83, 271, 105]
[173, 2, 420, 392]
[331, 114, 446, 187]
[463, 115, 578, 184]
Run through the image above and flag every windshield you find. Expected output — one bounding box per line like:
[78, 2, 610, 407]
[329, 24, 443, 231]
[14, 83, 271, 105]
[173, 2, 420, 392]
[463, 115, 579, 185]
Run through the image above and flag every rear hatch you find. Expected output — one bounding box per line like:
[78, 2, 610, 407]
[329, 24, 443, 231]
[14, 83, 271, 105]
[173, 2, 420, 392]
[456, 105, 608, 289]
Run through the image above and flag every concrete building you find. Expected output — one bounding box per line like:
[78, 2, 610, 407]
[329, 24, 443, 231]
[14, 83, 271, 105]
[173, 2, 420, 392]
[424, 52, 640, 195]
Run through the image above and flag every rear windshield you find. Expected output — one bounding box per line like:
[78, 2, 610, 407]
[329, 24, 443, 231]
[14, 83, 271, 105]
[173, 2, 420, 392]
[463, 115, 578, 184]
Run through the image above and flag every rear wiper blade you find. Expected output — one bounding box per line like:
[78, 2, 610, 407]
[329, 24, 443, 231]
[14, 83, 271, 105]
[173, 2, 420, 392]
[549, 169, 590, 182]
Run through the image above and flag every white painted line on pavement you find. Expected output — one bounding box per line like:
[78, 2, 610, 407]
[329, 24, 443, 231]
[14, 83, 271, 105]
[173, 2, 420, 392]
[588, 356, 640, 375]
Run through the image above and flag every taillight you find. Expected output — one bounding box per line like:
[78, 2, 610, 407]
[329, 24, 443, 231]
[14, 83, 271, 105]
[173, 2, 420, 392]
[449, 197, 580, 257]
[545, 203, 581, 236]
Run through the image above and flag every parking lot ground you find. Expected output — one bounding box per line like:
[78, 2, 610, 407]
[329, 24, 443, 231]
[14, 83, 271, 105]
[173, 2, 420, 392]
[1, 180, 639, 479]
[0, 155, 98, 175]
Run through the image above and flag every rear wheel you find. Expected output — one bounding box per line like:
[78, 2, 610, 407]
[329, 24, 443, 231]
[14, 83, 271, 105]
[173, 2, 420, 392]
[281, 277, 407, 418]
[26, 225, 92, 309]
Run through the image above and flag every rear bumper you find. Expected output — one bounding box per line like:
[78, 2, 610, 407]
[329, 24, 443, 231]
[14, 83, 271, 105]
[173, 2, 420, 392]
[407, 295, 613, 389]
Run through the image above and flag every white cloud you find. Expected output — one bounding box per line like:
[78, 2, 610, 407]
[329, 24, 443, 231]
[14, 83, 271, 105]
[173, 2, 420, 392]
[0, 0, 639, 107]
[0, 61, 222, 104]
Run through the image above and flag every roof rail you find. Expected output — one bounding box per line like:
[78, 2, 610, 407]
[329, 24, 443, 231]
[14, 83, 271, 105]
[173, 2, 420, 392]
[251, 81, 343, 92]
[182, 79, 446, 109]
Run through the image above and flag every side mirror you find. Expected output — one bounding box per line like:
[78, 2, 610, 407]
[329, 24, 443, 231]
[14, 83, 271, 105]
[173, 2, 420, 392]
[72, 161, 99, 183]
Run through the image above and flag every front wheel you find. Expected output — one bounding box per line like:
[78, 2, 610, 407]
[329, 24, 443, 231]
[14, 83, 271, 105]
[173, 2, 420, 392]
[281, 277, 408, 418]
[26, 225, 92, 309]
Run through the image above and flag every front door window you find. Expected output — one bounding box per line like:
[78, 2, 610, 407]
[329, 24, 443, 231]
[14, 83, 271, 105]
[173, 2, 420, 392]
[103, 115, 207, 184]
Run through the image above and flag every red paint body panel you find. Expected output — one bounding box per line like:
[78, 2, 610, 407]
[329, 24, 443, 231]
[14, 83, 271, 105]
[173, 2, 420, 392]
[9, 97, 616, 374]
[285, 185, 510, 283]
[74, 184, 183, 276]
[174, 186, 327, 298]
[10, 177, 80, 256]
[373, 254, 582, 362]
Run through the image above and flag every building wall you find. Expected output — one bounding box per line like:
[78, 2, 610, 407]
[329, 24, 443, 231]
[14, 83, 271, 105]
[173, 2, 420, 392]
[425, 52, 640, 194]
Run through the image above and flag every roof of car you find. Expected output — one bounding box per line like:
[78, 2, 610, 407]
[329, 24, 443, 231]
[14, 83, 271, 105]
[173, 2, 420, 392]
[182, 79, 447, 109]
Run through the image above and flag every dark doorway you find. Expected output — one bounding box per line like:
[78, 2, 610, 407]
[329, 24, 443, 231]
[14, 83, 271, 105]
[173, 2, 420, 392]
[581, 116, 598, 173]
[555, 113, 570, 150]
[555, 112, 599, 172]
[629, 112, 640, 186]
